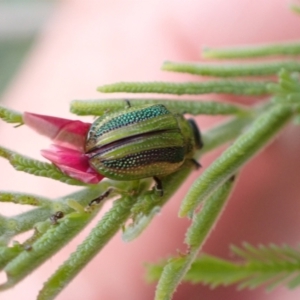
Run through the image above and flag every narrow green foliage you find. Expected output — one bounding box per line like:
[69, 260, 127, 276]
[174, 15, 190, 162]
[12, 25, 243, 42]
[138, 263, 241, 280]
[155, 178, 236, 300]
[162, 60, 300, 77]
[122, 207, 160, 242]
[0, 244, 23, 270]
[179, 104, 293, 217]
[200, 114, 255, 154]
[148, 244, 300, 291]
[38, 196, 137, 300]
[98, 80, 270, 96]
[147, 255, 244, 286]
[153, 257, 187, 300]
[0, 186, 106, 246]
[184, 255, 248, 287]
[0, 146, 85, 186]
[203, 41, 300, 59]
[269, 70, 300, 105]
[231, 243, 300, 264]
[0, 187, 112, 283]
[1, 210, 97, 290]
[2, 31, 300, 299]
[185, 177, 236, 247]
[0, 192, 51, 207]
[0, 106, 23, 125]
[71, 98, 246, 116]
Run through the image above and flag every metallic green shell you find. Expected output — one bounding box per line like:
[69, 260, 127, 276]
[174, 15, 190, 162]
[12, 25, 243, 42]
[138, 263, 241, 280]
[85, 104, 200, 181]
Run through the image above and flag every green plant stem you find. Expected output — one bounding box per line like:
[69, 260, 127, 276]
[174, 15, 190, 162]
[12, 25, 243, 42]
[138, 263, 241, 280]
[0, 186, 107, 245]
[0, 106, 23, 125]
[0, 192, 52, 207]
[155, 177, 236, 300]
[0, 146, 85, 186]
[203, 41, 300, 59]
[1, 209, 99, 290]
[98, 81, 270, 96]
[71, 98, 246, 116]
[200, 116, 254, 154]
[147, 251, 299, 289]
[162, 60, 300, 77]
[37, 196, 137, 300]
[179, 104, 294, 217]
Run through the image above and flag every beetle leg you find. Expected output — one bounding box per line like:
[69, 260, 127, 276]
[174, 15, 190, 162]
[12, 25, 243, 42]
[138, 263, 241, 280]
[23, 244, 33, 251]
[191, 158, 201, 170]
[89, 188, 113, 206]
[153, 176, 164, 196]
[124, 99, 131, 108]
[50, 211, 64, 225]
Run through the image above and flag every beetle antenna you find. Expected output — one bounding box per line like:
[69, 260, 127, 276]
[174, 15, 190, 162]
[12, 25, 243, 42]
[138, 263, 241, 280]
[89, 188, 113, 206]
[191, 159, 201, 170]
[153, 176, 164, 196]
[124, 99, 131, 108]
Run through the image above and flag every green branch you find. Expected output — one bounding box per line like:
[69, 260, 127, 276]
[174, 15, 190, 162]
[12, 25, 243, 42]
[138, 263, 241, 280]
[1, 24, 300, 299]
[71, 98, 247, 116]
[179, 104, 294, 217]
[0, 146, 85, 186]
[155, 177, 236, 300]
[147, 244, 300, 291]
[162, 60, 300, 77]
[0, 185, 107, 245]
[1, 208, 100, 290]
[38, 195, 137, 300]
[0, 106, 23, 125]
[98, 81, 270, 96]
[202, 41, 300, 59]
[0, 192, 52, 207]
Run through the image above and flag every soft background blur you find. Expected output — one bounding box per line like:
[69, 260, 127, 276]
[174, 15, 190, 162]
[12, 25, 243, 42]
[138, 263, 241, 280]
[0, 0, 54, 96]
[1, 1, 300, 299]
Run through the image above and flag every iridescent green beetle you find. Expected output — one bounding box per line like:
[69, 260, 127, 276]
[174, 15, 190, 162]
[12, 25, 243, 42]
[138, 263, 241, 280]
[85, 102, 202, 201]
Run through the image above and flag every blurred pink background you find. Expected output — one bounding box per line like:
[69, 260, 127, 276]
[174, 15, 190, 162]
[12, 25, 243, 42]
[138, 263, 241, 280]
[1, 0, 300, 299]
